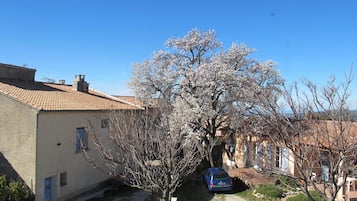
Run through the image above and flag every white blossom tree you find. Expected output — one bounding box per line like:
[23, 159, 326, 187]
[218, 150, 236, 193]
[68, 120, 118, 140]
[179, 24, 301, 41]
[130, 28, 283, 167]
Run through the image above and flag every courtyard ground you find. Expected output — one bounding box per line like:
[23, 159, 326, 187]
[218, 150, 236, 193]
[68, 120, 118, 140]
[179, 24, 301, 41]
[73, 175, 248, 201]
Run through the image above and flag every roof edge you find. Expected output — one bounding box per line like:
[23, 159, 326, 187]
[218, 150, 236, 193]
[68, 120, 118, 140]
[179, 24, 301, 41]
[0, 89, 41, 111]
[0, 63, 36, 72]
[88, 88, 144, 110]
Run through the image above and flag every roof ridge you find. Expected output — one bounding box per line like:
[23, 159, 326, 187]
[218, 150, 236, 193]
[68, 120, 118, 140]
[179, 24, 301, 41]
[0, 80, 140, 111]
[88, 87, 144, 110]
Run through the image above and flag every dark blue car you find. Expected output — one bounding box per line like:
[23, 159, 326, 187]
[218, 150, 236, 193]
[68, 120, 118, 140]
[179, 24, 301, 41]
[204, 167, 232, 192]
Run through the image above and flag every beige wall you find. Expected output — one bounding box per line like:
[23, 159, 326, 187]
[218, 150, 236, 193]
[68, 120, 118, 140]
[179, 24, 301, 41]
[223, 134, 295, 176]
[36, 111, 111, 201]
[0, 95, 37, 192]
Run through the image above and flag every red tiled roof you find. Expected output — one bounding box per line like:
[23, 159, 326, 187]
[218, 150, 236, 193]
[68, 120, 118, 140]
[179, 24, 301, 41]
[0, 79, 142, 111]
[300, 120, 357, 148]
[114, 96, 160, 108]
[114, 96, 144, 106]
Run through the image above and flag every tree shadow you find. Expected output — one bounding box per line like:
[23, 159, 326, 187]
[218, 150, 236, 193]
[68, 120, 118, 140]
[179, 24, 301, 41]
[0, 152, 21, 181]
[0, 79, 64, 91]
[176, 176, 250, 200]
[0, 152, 34, 200]
[176, 177, 214, 201]
[229, 177, 250, 194]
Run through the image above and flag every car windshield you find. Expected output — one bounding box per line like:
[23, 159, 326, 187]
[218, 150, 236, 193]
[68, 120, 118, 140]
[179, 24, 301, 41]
[213, 172, 229, 180]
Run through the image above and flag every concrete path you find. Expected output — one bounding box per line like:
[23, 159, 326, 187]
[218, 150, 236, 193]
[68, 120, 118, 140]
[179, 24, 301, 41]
[223, 194, 247, 201]
[210, 194, 247, 201]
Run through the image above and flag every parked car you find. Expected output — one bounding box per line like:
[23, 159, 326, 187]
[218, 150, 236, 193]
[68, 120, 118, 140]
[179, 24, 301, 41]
[204, 167, 232, 192]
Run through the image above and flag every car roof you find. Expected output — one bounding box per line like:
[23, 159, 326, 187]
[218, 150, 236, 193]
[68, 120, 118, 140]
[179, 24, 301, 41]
[208, 167, 227, 174]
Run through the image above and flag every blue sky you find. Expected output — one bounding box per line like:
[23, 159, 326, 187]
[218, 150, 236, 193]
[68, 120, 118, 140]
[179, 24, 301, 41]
[1, 1, 356, 107]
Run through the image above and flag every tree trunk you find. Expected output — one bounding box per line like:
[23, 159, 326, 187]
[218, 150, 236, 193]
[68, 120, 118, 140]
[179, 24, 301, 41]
[208, 149, 214, 167]
[159, 189, 172, 201]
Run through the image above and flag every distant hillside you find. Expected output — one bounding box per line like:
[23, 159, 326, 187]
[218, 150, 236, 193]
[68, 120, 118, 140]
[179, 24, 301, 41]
[305, 110, 357, 121]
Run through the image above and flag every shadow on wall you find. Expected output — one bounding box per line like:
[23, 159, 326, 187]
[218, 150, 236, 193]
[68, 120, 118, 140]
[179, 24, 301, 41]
[0, 152, 21, 181]
[0, 152, 35, 200]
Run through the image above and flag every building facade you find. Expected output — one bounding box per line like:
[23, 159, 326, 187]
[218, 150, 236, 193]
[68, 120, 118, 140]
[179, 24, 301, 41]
[0, 63, 142, 201]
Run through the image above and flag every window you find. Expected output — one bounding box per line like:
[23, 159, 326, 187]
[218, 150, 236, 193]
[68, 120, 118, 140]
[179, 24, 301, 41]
[275, 146, 289, 172]
[60, 172, 67, 187]
[275, 146, 280, 168]
[75, 127, 88, 152]
[101, 119, 109, 128]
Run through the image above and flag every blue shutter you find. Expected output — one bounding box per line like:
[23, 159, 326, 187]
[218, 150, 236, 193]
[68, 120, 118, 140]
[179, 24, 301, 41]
[266, 144, 272, 170]
[281, 147, 289, 172]
[76, 128, 84, 152]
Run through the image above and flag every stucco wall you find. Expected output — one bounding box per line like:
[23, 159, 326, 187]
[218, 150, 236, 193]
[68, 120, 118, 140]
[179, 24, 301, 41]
[36, 111, 111, 201]
[0, 94, 37, 192]
[223, 134, 295, 176]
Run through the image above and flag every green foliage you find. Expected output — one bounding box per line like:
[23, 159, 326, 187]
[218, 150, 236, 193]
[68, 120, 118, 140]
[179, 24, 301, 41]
[7, 180, 29, 201]
[287, 191, 323, 201]
[0, 175, 8, 201]
[255, 184, 285, 198]
[236, 189, 278, 201]
[275, 176, 299, 190]
[0, 175, 30, 201]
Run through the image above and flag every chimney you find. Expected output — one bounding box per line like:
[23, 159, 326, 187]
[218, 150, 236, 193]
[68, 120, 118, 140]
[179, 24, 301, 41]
[59, 80, 65, 85]
[73, 75, 89, 93]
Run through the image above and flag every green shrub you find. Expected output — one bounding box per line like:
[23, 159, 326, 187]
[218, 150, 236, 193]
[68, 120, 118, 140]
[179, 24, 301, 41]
[7, 180, 29, 201]
[287, 191, 323, 201]
[255, 184, 285, 198]
[275, 176, 299, 190]
[0, 175, 30, 201]
[0, 175, 8, 201]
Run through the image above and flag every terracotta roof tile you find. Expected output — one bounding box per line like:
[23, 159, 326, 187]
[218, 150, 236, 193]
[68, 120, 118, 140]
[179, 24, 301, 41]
[114, 96, 144, 106]
[114, 96, 159, 108]
[0, 79, 142, 111]
[301, 120, 357, 148]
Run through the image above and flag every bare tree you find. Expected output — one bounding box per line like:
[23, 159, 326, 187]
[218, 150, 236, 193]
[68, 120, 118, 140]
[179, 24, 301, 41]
[84, 103, 204, 201]
[258, 71, 357, 201]
[130, 28, 283, 167]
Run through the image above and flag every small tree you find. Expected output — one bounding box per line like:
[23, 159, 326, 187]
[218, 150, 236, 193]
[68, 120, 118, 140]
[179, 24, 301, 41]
[0, 175, 7, 201]
[84, 103, 204, 201]
[258, 71, 357, 201]
[7, 179, 29, 201]
[0, 175, 30, 201]
[130, 28, 283, 167]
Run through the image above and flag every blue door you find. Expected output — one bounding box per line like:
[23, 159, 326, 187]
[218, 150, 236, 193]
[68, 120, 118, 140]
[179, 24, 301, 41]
[44, 177, 52, 201]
